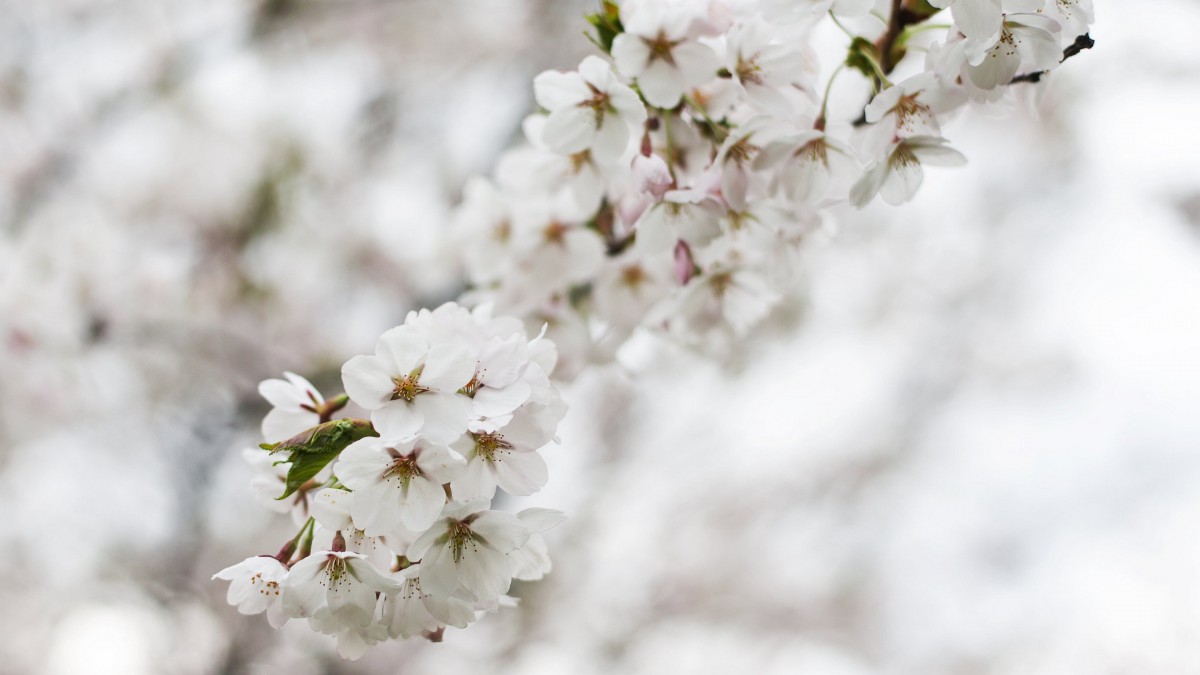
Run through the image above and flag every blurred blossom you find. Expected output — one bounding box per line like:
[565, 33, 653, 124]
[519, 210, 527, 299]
[3, 0, 1200, 673]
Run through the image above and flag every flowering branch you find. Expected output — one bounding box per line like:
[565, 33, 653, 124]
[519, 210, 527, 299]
[215, 0, 1098, 659]
[1009, 33, 1095, 84]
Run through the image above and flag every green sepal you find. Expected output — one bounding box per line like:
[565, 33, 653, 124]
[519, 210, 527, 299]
[264, 418, 378, 500]
[844, 37, 881, 83]
[903, 0, 941, 20]
[585, 0, 623, 53]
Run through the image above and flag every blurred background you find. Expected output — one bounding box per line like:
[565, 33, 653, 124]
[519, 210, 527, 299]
[3, 0, 1200, 673]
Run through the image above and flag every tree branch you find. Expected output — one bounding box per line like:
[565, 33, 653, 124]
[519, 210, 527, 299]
[1009, 33, 1095, 85]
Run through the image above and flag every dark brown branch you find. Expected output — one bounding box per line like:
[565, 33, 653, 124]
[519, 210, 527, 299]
[1009, 33, 1094, 84]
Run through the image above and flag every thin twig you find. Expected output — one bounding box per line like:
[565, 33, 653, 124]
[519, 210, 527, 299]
[1009, 33, 1095, 85]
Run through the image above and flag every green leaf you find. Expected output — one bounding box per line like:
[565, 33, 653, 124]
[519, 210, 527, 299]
[265, 418, 378, 500]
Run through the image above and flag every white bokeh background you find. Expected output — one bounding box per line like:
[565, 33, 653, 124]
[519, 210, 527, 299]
[2, 1, 1199, 673]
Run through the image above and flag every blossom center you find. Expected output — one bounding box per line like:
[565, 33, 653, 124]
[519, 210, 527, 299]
[474, 431, 514, 462]
[710, 271, 733, 297]
[889, 145, 919, 169]
[391, 370, 428, 402]
[797, 138, 830, 168]
[383, 454, 420, 482]
[736, 56, 764, 85]
[448, 520, 478, 563]
[543, 221, 570, 245]
[321, 555, 349, 589]
[621, 264, 647, 289]
[643, 31, 683, 66]
[580, 85, 612, 127]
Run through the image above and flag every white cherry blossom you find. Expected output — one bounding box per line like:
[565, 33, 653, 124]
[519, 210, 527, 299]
[534, 55, 647, 164]
[336, 436, 464, 534]
[407, 500, 529, 603]
[509, 508, 567, 582]
[864, 74, 966, 142]
[611, 1, 721, 108]
[341, 325, 475, 443]
[755, 129, 860, 205]
[258, 371, 323, 442]
[212, 555, 289, 628]
[308, 607, 389, 660]
[634, 188, 723, 253]
[382, 566, 477, 639]
[282, 549, 400, 627]
[851, 136, 968, 207]
[964, 12, 1062, 89]
[725, 18, 815, 115]
[450, 403, 560, 500]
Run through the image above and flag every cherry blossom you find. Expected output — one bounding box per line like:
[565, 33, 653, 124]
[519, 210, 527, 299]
[258, 372, 323, 442]
[336, 436, 465, 534]
[450, 404, 560, 500]
[215, 0, 1096, 657]
[534, 55, 647, 164]
[212, 555, 290, 628]
[282, 549, 399, 627]
[611, 1, 720, 108]
[851, 136, 968, 207]
[407, 500, 529, 603]
[382, 566, 476, 639]
[341, 325, 475, 443]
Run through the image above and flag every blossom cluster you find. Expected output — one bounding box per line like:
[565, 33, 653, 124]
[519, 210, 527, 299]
[215, 0, 1095, 659]
[215, 302, 566, 658]
[454, 0, 1094, 374]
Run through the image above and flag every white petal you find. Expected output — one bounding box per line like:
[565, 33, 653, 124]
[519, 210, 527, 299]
[577, 55, 614, 90]
[911, 140, 967, 167]
[472, 381, 532, 419]
[400, 476, 447, 532]
[348, 557, 403, 593]
[968, 41, 1020, 89]
[953, 0, 1003, 40]
[591, 115, 631, 164]
[880, 159, 924, 205]
[328, 567, 380, 627]
[542, 107, 597, 156]
[470, 510, 528, 553]
[849, 161, 888, 208]
[611, 34, 651, 78]
[333, 438, 388, 490]
[423, 594, 476, 629]
[420, 343, 476, 391]
[412, 393, 473, 444]
[406, 522, 444, 562]
[415, 443, 467, 484]
[452, 456, 498, 501]
[388, 591, 439, 639]
[457, 545, 512, 602]
[341, 355, 394, 409]
[673, 41, 720, 88]
[258, 378, 306, 409]
[312, 488, 354, 532]
[417, 543, 460, 598]
[533, 70, 589, 110]
[517, 507, 567, 533]
[509, 534, 552, 581]
[637, 59, 685, 109]
[377, 327, 428, 375]
[371, 403, 423, 440]
[492, 449, 549, 496]
[261, 408, 317, 444]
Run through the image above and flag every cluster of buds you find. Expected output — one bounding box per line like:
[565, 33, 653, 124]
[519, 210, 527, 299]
[215, 303, 566, 658]
[455, 0, 1094, 373]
